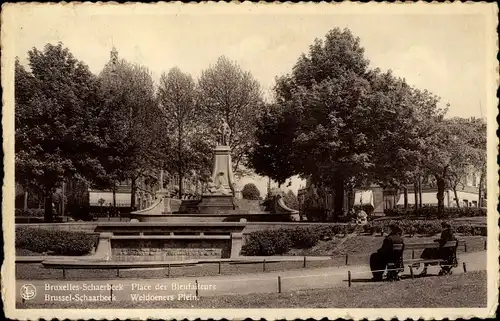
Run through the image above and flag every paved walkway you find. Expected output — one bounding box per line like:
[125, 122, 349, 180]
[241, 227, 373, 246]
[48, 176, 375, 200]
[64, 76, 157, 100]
[16, 251, 486, 303]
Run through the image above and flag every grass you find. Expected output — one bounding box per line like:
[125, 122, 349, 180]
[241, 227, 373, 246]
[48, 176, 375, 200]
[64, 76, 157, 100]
[17, 271, 487, 309]
[16, 235, 486, 280]
[291, 235, 486, 266]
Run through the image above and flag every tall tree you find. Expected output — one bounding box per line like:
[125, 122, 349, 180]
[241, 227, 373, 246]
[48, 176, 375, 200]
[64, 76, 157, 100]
[97, 51, 166, 209]
[158, 67, 211, 198]
[252, 28, 446, 218]
[421, 117, 485, 215]
[15, 43, 106, 222]
[198, 56, 264, 176]
[251, 103, 299, 186]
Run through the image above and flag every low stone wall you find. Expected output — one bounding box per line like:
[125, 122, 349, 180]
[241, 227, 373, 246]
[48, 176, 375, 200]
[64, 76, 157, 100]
[15, 222, 346, 234]
[112, 239, 231, 261]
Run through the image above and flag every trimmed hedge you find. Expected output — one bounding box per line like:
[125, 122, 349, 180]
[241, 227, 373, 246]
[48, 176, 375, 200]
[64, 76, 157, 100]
[384, 206, 486, 218]
[241, 220, 486, 256]
[16, 228, 98, 256]
[15, 208, 45, 217]
[362, 219, 487, 237]
[241, 228, 292, 256]
[241, 224, 356, 256]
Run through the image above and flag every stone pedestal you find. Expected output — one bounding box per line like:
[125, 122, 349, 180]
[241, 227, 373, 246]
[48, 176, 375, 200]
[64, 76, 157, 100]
[230, 232, 243, 258]
[94, 232, 113, 261]
[210, 145, 235, 195]
[198, 195, 235, 214]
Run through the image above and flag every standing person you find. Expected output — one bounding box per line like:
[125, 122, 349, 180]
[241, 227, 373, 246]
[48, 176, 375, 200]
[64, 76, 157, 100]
[419, 221, 457, 276]
[370, 225, 404, 281]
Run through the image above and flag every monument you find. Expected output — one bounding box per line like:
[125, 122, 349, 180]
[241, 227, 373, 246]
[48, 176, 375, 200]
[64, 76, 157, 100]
[197, 117, 238, 213]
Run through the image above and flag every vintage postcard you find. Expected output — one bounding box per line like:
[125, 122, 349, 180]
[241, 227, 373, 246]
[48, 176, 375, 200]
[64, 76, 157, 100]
[2, 2, 499, 320]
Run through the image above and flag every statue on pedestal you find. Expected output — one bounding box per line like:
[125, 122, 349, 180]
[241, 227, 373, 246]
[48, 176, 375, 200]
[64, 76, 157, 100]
[217, 117, 231, 146]
[205, 172, 231, 196]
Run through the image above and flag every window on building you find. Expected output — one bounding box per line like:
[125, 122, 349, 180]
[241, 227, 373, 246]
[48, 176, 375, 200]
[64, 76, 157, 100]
[472, 201, 478, 207]
[472, 174, 477, 187]
[463, 199, 469, 207]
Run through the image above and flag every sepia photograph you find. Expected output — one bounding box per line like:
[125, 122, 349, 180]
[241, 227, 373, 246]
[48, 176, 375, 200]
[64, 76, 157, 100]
[1, 2, 498, 320]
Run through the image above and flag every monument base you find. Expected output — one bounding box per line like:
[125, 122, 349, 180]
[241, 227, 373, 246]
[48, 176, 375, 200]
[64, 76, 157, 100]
[198, 195, 236, 214]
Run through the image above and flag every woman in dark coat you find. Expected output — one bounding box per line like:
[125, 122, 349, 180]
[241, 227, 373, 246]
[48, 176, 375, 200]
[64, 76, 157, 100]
[419, 222, 456, 276]
[370, 225, 404, 281]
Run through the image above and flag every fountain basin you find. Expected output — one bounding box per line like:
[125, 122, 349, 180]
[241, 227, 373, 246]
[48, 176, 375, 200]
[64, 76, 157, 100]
[94, 222, 245, 261]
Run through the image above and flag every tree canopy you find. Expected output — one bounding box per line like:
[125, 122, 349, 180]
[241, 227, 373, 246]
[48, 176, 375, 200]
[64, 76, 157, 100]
[250, 28, 451, 216]
[198, 56, 264, 176]
[15, 43, 106, 221]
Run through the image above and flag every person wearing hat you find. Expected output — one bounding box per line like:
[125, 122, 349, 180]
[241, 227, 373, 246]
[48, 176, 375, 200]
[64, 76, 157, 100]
[370, 224, 405, 281]
[419, 221, 457, 276]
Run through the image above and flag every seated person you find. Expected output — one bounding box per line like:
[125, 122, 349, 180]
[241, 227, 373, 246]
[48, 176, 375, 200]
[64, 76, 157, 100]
[370, 225, 404, 281]
[419, 221, 457, 276]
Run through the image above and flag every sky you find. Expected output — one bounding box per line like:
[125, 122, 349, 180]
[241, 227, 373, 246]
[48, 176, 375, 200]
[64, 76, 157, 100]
[6, 3, 496, 195]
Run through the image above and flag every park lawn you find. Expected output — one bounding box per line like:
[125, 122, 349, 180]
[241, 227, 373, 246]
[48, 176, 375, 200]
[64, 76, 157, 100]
[291, 235, 486, 266]
[16, 235, 486, 280]
[17, 271, 487, 309]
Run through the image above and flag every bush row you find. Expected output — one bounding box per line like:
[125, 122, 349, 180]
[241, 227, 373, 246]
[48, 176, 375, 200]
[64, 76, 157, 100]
[363, 220, 487, 236]
[15, 208, 45, 217]
[384, 206, 486, 218]
[241, 224, 355, 256]
[241, 221, 486, 256]
[15, 227, 98, 256]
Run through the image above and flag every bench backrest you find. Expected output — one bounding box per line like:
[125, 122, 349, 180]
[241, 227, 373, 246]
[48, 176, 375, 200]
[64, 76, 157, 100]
[442, 240, 459, 248]
[392, 243, 404, 251]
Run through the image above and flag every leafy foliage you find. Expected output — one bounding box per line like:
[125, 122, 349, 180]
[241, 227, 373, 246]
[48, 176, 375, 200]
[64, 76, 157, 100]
[15, 43, 106, 221]
[15, 208, 45, 217]
[198, 56, 264, 176]
[16, 228, 98, 255]
[241, 183, 261, 200]
[158, 67, 211, 197]
[241, 229, 291, 256]
[283, 190, 299, 210]
[384, 206, 486, 218]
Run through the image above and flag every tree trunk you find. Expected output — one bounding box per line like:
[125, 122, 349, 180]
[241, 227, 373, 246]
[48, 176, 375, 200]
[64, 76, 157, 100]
[130, 177, 137, 211]
[418, 176, 423, 209]
[403, 186, 408, 209]
[23, 191, 29, 210]
[44, 189, 54, 223]
[436, 176, 445, 217]
[413, 180, 419, 214]
[478, 167, 485, 207]
[112, 183, 117, 216]
[178, 171, 184, 199]
[453, 186, 460, 208]
[333, 177, 345, 218]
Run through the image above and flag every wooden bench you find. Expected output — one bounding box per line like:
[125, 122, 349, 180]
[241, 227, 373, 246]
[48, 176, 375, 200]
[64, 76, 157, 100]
[403, 240, 464, 277]
[383, 240, 465, 279]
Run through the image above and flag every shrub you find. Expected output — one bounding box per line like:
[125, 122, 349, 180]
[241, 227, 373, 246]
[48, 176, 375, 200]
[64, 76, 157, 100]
[384, 206, 486, 218]
[15, 228, 98, 256]
[369, 219, 486, 236]
[241, 224, 356, 255]
[288, 227, 320, 248]
[241, 183, 261, 200]
[15, 208, 45, 217]
[241, 229, 291, 256]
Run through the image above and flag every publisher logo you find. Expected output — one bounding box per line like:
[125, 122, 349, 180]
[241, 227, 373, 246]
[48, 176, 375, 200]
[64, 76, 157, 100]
[20, 284, 36, 300]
